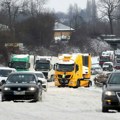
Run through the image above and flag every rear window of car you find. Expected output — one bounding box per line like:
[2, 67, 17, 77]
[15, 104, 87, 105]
[108, 73, 120, 84]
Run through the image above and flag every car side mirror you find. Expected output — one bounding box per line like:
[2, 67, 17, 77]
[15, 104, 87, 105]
[1, 80, 6, 85]
[38, 80, 42, 84]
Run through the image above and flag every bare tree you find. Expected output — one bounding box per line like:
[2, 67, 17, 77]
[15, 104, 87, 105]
[21, 0, 47, 16]
[0, 0, 22, 42]
[97, 0, 120, 34]
[68, 4, 82, 29]
[86, 0, 98, 36]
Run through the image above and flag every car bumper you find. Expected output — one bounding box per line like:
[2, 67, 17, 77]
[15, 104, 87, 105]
[2, 90, 38, 100]
[102, 96, 120, 109]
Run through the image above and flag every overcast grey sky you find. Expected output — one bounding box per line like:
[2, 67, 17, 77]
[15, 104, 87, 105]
[45, 0, 88, 13]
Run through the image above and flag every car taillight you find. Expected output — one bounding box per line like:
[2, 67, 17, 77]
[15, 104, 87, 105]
[114, 66, 120, 69]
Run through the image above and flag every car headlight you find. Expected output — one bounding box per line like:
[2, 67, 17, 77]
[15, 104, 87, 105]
[105, 91, 116, 96]
[29, 87, 35, 91]
[4, 87, 10, 91]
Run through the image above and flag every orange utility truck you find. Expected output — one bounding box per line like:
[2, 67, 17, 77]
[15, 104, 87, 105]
[54, 53, 92, 88]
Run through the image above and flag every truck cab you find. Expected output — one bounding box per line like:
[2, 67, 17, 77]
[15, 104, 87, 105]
[34, 56, 52, 79]
[54, 53, 92, 88]
[8, 54, 30, 71]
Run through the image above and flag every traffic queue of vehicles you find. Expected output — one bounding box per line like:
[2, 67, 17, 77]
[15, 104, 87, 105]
[1, 53, 120, 112]
[0, 53, 92, 102]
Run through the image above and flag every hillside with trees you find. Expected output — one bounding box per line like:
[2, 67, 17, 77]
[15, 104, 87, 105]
[0, 0, 120, 59]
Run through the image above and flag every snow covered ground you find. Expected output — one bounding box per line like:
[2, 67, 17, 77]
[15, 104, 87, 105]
[0, 82, 120, 120]
[0, 56, 120, 120]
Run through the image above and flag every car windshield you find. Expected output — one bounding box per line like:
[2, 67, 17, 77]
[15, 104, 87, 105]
[108, 73, 120, 84]
[35, 73, 44, 78]
[56, 64, 74, 72]
[36, 62, 50, 70]
[11, 62, 27, 69]
[92, 66, 101, 69]
[104, 63, 109, 65]
[6, 74, 36, 84]
[0, 70, 12, 77]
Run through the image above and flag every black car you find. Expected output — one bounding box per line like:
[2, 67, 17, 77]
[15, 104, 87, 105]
[102, 71, 120, 112]
[1, 72, 42, 102]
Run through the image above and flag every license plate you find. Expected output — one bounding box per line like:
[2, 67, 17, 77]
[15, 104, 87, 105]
[14, 91, 25, 95]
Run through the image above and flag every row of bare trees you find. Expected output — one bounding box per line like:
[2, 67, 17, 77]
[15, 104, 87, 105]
[0, 0, 55, 49]
[0, 0, 120, 56]
[57, 0, 120, 54]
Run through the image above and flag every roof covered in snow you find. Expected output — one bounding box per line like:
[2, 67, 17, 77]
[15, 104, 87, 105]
[54, 22, 74, 31]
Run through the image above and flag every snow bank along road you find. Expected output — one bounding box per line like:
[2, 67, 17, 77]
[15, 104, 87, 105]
[0, 81, 120, 120]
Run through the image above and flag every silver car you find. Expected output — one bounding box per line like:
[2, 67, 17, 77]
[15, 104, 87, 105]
[91, 64, 103, 75]
[33, 71, 48, 92]
[0, 67, 16, 90]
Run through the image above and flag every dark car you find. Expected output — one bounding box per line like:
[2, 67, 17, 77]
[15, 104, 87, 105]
[102, 71, 120, 112]
[94, 72, 111, 87]
[1, 72, 42, 102]
[113, 63, 120, 70]
[102, 62, 113, 71]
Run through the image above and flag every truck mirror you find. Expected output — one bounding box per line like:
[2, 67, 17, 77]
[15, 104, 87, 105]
[50, 64, 53, 70]
[8, 62, 11, 67]
[76, 64, 79, 71]
[28, 63, 30, 68]
[53, 64, 56, 70]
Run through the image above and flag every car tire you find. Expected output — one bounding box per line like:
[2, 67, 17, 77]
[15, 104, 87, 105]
[44, 88, 47, 92]
[33, 92, 41, 102]
[87, 80, 92, 87]
[43, 86, 47, 92]
[102, 106, 108, 112]
[1, 95, 6, 102]
[73, 80, 80, 88]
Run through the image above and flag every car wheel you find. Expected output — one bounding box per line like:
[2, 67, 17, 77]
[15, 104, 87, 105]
[43, 86, 47, 92]
[73, 80, 80, 88]
[88, 80, 92, 87]
[44, 88, 47, 92]
[34, 91, 42, 102]
[102, 106, 108, 112]
[117, 108, 120, 112]
[1, 95, 6, 102]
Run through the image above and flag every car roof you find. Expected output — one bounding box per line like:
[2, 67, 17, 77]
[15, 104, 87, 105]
[110, 70, 120, 74]
[92, 65, 101, 68]
[0, 67, 16, 71]
[103, 62, 113, 64]
[20, 71, 43, 74]
[9, 71, 36, 75]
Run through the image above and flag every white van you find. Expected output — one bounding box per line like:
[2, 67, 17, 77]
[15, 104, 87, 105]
[0, 67, 16, 89]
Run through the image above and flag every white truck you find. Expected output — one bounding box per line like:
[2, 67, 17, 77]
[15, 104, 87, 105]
[34, 56, 59, 81]
[34, 56, 52, 79]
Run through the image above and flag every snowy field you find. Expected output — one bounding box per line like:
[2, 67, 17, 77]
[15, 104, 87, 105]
[0, 56, 120, 120]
